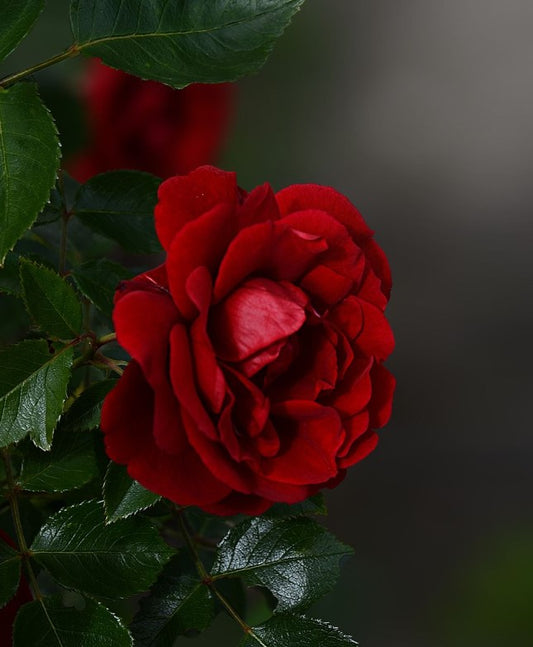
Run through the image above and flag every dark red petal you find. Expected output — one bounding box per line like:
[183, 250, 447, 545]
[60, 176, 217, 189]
[166, 202, 235, 319]
[359, 237, 392, 300]
[337, 430, 379, 469]
[327, 357, 373, 417]
[329, 296, 364, 339]
[213, 220, 327, 302]
[357, 262, 388, 310]
[264, 401, 344, 485]
[300, 263, 353, 306]
[169, 323, 218, 440]
[112, 288, 179, 387]
[276, 184, 373, 241]
[155, 166, 238, 250]
[338, 410, 370, 458]
[152, 383, 190, 455]
[356, 299, 395, 361]
[368, 363, 395, 428]
[280, 209, 365, 284]
[200, 492, 272, 516]
[223, 365, 270, 438]
[128, 439, 232, 506]
[209, 278, 307, 362]
[186, 267, 227, 413]
[267, 325, 338, 402]
[101, 363, 231, 506]
[101, 362, 154, 463]
[180, 406, 255, 493]
[237, 182, 281, 227]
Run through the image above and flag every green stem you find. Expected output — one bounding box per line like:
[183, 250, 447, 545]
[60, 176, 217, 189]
[1, 449, 42, 600]
[96, 332, 117, 347]
[176, 509, 253, 636]
[0, 45, 80, 88]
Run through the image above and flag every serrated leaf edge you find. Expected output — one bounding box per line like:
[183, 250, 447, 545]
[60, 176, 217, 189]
[103, 462, 162, 524]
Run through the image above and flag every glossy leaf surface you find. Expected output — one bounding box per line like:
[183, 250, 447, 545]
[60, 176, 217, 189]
[30, 500, 173, 598]
[18, 429, 98, 493]
[241, 614, 358, 647]
[0, 340, 73, 449]
[20, 259, 82, 339]
[0, 83, 60, 264]
[71, 0, 305, 88]
[13, 595, 132, 647]
[0, 0, 45, 63]
[103, 462, 161, 523]
[212, 517, 352, 611]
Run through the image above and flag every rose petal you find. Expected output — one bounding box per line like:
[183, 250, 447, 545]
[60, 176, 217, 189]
[356, 299, 395, 361]
[368, 363, 395, 428]
[166, 202, 235, 319]
[337, 430, 379, 469]
[327, 356, 373, 417]
[186, 267, 227, 413]
[101, 362, 153, 463]
[267, 324, 338, 402]
[276, 184, 373, 241]
[112, 288, 179, 388]
[209, 278, 307, 362]
[169, 323, 218, 440]
[155, 165, 238, 250]
[214, 220, 327, 302]
[264, 401, 344, 485]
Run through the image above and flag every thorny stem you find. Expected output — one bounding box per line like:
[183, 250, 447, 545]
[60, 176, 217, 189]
[0, 45, 80, 88]
[1, 448, 42, 600]
[176, 508, 253, 636]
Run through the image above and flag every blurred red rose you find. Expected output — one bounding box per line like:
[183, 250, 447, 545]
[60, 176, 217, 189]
[0, 530, 32, 643]
[68, 60, 233, 181]
[101, 166, 395, 515]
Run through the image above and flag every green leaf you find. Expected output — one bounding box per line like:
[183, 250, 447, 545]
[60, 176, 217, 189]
[0, 82, 60, 264]
[13, 594, 132, 647]
[17, 429, 98, 493]
[20, 259, 82, 339]
[266, 493, 327, 518]
[72, 259, 132, 317]
[211, 517, 352, 612]
[103, 462, 161, 524]
[240, 614, 358, 647]
[72, 171, 161, 254]
[0, 0, 45, 63]
[131, 555, 214, 646]
[0, 340, 73, 450]
[0, 251, 21, 296]
[0, 535, 21, 608]
[31, 500, 173, 598]
[70, 0, 306, 88]
[60, 379, 116, 433]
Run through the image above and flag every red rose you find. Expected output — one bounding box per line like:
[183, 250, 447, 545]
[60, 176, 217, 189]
[0, 530, 32, 642]
[68, 60, 233, 182]
[101, 166, 395, 515]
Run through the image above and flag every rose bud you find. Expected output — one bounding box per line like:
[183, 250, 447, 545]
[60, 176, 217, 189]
[68, 60, 233, 181]
[101, 166, 395, 515]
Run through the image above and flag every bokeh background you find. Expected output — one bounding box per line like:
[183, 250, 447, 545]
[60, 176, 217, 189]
[2, 1, 532, 645]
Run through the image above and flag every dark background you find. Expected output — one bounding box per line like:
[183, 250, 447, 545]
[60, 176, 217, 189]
[2, 2, 532, 645]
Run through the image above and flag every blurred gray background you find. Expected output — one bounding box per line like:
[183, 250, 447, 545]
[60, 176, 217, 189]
[3, 1, 532, 645]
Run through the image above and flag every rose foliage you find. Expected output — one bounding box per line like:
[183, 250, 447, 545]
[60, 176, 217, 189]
[102, 166, 395, 515]
[0, 1, 394, 645]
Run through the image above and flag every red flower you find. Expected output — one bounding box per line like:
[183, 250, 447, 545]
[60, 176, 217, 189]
[0, 530, 32, 642]
[68, 60, 233, 182]
[101, 166, 395, 515]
